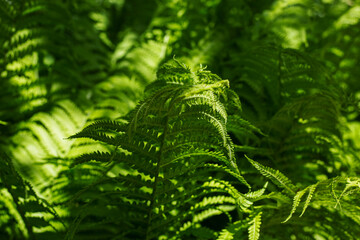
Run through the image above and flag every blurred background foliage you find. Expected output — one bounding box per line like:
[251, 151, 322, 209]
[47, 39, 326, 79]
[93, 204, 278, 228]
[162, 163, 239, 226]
[1, 0, 360, 239]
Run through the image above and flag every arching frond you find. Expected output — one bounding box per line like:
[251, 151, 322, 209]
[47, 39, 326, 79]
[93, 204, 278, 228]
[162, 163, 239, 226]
[246, 156, 297, 196]
[67, 61, 251, 239]
[0, 153, 64, 239]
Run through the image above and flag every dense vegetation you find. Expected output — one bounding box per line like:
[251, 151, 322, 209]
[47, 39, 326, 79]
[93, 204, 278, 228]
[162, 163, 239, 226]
[1, 0, 360, 239]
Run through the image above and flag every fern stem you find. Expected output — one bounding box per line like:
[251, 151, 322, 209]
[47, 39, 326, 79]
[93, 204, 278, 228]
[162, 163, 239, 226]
[145, 116, 169, 240]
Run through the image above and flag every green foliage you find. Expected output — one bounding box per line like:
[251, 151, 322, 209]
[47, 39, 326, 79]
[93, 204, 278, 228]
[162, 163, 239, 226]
[0, 153, 63, 239]
[1, 0, 360, 239]
[246, 156, 297, 195]
[66, 61, 249, 239]
[248, 211, 262, 240]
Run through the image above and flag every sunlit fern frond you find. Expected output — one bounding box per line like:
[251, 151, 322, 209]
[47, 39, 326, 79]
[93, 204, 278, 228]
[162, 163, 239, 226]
[0, 0, 110, 125]
[248, 156, 360, 239]
[65, 61, 254, 239]
[235, 45, 330, 120]
[7, 100, 88, 184]
[279, 177, 360, 239]
[0, 153, 64, 239]
[246, 156, 297, 196]
[261, 92, 344, 183]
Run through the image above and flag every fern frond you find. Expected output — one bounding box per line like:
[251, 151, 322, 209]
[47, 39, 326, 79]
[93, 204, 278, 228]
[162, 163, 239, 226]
[0, 153, 63, 239]
[8, 100, 88, 183]
[203, 163, 250, 189]
[216, 220, 248, 240]
[62, 61, 250, 239]
[283, 177, 360, 223]
[282, 188, 307, 223]
[248, 211, 262, 240]
[245, 182, 268, 200]
[261, 92, 343, 184]
[246, 156, 297, 195]
[203, 179, 252, 210]
[299, 182, 318, 217]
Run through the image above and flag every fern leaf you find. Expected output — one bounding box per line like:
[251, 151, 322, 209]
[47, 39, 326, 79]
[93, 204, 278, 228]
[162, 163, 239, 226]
[0, 153, 62, 238]
[203, 179, 252, 210]
[204, 163, 251, 189]
[246, 156, 296, 195]
[283, 188, 307, 223]
[245, 182, 268, 200]
[248, 211, 262, 240]
[216, 220, 248, 240]
[299, 182, 318, 217]
[217, 229, 234, 240]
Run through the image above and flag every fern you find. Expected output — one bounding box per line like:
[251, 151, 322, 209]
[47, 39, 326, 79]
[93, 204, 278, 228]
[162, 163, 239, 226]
[0, 153, 63, 239]
[217, 220, 248, 240]
[246, 156, 297, 196]
[247, 153, 360, 238]
[2, 0, 360, 239]
[66, 61, 251, 239]
[282, 187, 307, 223]
[299, 182, 318, 217]
[283, 177, 360, 223]
[248, 211, 262, 240]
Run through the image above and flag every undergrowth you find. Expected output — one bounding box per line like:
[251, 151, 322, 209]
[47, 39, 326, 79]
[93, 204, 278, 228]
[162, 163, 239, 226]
[1, 0, 360, 239]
